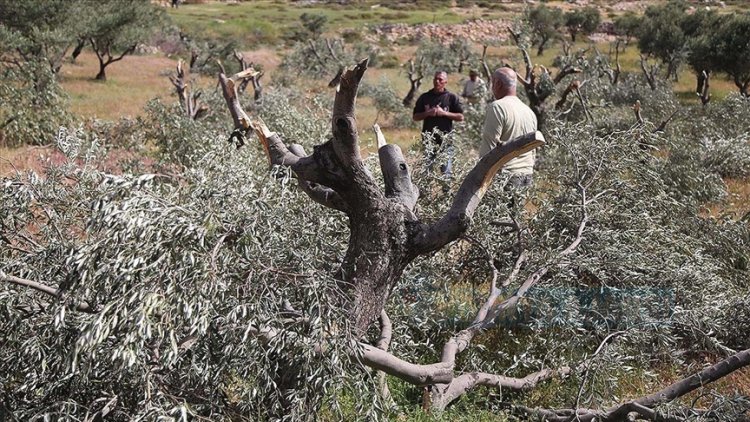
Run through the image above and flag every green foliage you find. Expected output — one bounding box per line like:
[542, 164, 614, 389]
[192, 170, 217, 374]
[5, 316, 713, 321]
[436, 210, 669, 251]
[612, 11, 640, 41]
[413, 39, 474, 75]
[527, 4, 564, 56]
[0, 61, 71, 147]
[1, 126, 365, 420]
[0, 0, 84, 73]
[279, 39, 379, 85]
[360, 77, 414, 128]
[564, 6, 601, 42]
[637, 1, 690, 79]
[284, 13, 328, 43]
[301, 13, 328, 39]
[78, 0, 167, 80]
[708, 14, 750, 95]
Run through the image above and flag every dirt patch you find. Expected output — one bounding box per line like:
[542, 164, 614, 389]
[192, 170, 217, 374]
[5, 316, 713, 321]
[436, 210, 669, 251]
[1, 145, 157, 178]
[237, 47, 282, 80]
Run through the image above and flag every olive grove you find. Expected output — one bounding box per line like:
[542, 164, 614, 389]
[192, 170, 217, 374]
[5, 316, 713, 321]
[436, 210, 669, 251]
[2, 40, 750, 422]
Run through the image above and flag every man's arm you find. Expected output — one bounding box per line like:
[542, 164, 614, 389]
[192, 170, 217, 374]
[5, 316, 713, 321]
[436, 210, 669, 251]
[435, 107, 464, 122]
[413, 105, 435, 121]
[444, 94, 464, 122]
[412, 95, 429, 121]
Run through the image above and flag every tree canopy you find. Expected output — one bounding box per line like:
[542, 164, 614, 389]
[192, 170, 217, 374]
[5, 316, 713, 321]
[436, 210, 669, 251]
[79, 0, 166, 81]
[564, 7, 601, 43]
[527, 5, 564, 56]
[0, 0, 83, 74]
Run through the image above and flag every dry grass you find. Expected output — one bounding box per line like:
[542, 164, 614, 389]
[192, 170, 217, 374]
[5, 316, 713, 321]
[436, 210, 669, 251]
[59, 52, 181, 120]
[705, 177, 750, 219]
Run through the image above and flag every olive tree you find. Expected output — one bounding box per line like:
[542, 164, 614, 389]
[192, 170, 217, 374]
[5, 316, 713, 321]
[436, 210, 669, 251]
[220, 58, 544, 334]
[710, 14, 750, 97]
[79, 0, 166, 81]
[564, 7, 601, 43]
[527, 4, 564, 56]
[0, 61, 70, 146]
[637, 2, 689, 81]
[0, 0, 84, 75]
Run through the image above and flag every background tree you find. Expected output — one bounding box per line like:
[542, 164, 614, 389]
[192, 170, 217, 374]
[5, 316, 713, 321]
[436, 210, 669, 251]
[0, 60, 70, 146]
[636, 1, 688, 81]
[286, 12, 328, 43]
[564, 6, 601, 43]
[0, 0, 83, 76]
[527, 4, 564, 56]
[80, 0, 165, 81]
[612, 11, 640, 46]
[0, 0, 77, 146]
[711, 14, 750, 97]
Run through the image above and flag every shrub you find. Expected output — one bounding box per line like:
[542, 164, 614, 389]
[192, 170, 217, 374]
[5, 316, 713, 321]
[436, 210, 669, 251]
[0, 62, 71, 147]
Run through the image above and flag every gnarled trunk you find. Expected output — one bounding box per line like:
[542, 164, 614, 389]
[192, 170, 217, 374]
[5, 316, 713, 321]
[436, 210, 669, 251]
[219, 59, 544, 336]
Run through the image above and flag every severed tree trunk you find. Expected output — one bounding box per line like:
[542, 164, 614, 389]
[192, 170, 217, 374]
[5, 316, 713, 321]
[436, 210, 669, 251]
[640, 55, 658, 91]
[169, 59, 209, 120]
[697, 70, 711, 106]
[507, 30, 583, 129]
[233, 51, 264, 101]
[219, 59, 545, 334]
[480, 44, 494, 96]
[402, 58, 424, 108]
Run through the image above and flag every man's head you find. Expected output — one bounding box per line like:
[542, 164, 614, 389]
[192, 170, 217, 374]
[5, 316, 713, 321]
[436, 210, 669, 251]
[433, 71, 448, 92]
[469, 70, 479, 81]
[491, 67, 517, 100]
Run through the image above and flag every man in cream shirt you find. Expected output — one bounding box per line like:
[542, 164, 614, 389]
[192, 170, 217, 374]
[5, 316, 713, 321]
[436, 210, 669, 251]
[479, 67, 538, 188]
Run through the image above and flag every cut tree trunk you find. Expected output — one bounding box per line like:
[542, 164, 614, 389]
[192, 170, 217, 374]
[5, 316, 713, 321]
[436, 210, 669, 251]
[219, 59, 544, 336]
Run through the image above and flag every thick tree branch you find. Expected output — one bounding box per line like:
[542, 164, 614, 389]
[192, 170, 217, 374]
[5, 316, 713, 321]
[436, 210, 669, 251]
[429, 367, 572, 411]
[518, 48, 533, 88]
[358, 343, 454, 385]
[480, 45, 493, 94]
[555, 80, 580, 110]
[697, 70, 711, 106]
[402, 58, 424, 107]
[1, 271, 95, 313]
[170, 60, 208, 120]
[507, 347, 750, 421]
[640, 55, 658, 91]
[374, 124, 419, 211]
[288, 144, 349, 213]
[603, 347, 750, 421]
[218, 69, 260, 147]
[553, 65, 583, 85]
[328, 59, 382, 205]
[633, 100, 644, 125]
[413, 132, 545, 254]
[331, 59, 368, 166]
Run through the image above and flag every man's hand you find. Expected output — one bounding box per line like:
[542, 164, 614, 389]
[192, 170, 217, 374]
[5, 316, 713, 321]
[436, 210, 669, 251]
[425, 104, 445, 117]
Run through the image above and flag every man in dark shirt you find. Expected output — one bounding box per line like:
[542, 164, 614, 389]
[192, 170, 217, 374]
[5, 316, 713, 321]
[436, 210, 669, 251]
[413, 71, 464, 177]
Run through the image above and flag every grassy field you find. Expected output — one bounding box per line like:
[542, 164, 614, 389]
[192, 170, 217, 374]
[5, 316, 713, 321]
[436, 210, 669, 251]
[168, 0, 517, 46]
[59, 52, 180, 119]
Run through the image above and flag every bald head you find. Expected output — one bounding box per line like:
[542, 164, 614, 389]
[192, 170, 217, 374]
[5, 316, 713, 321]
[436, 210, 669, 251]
[492, 67, 517, 99]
